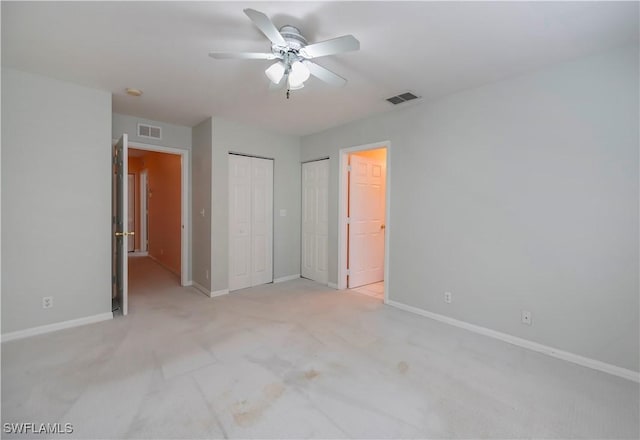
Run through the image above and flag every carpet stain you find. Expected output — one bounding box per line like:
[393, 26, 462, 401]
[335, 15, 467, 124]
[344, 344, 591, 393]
[231, 383, 285, 427]
[397, 361, 409, 374]
[304, 369, 320, 380]
[263, 382, 285, 399]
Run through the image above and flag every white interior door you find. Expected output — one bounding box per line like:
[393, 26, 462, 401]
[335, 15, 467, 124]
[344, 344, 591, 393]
[127, 174, 135, 251]
[301, 160, 329, 284]
[348, 154, 386, 288]
[250, 157, 273, 287]
[112, 134, 129, 315]
[229, 154, 273, 291]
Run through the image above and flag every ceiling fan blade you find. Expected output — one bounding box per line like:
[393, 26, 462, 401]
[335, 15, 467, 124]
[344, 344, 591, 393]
[209, 52, 276, 60]
[303, 61, 347, 87]
[243, 8, 286, 46]
[300, 35, 360, 59]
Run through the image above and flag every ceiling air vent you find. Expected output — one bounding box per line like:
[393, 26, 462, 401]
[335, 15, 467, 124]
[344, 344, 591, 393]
[386, 92, 420, 105]
[137, 123, 162, 140]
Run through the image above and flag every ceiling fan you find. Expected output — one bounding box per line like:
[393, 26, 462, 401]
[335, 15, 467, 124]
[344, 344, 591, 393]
[209, 9, 360, 98]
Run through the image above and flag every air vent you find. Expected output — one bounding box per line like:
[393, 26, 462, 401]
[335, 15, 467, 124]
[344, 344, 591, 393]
[137, 123, 162, 140]
[386, 92, 420, 105]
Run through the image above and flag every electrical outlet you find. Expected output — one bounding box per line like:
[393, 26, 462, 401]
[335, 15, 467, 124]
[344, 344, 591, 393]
[205, 270, 209, 280]
[444, 292, 452, 304]
[521, 310, 532, 325]
[42, 296, 53, 309]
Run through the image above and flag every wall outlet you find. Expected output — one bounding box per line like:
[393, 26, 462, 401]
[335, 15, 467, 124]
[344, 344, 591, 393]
[205, 270, 209, 280]
[42, 296, 53, 309]
[444, 291, 452, 304]
[521, 310, 532, 325]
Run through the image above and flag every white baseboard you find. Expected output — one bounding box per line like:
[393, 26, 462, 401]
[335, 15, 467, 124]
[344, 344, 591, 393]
[328, 282, 339, 289]
[192, 281, 211, 297]
[148, 254, 180, 277]
[274, 274, 300, 283]
[192, 282, 229, 298]
[183, 280, 193, 287]
[210, 289, 229, 298]
[386, 300, 639, 383]
[1, 312, 114, 343]
[129, 251, 149, 257]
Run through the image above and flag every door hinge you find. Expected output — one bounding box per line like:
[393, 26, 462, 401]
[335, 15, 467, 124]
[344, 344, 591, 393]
[346, 269, 351, 276]
[347, 165, 352, 172]
[112, 275, 116, 284]
[346, 217, 351, 224]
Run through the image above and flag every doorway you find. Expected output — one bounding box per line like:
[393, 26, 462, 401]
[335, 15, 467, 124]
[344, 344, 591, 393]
[338, 141, 391, 302]
[121, 140, 190, 289]
[127, 146, 185, 282]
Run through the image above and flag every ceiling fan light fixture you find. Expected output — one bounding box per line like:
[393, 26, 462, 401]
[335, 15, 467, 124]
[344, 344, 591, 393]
[287, 77, 305, 90]
[289, 61, 310, 86]
[265, 61, 285, 84]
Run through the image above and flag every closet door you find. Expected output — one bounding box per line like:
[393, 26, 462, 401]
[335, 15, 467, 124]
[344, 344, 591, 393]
[301, 160, 328, 284]
[229, 155, 252, 291]
[250, 157, 273, 286]
[228, 154, 273, 291]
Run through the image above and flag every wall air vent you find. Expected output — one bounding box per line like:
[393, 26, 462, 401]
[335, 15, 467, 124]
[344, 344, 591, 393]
[386, 92, 420, 105]
[137, 123, 162, 140]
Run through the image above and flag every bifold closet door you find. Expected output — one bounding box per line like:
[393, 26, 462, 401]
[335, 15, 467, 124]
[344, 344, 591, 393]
[229, 154, 273, 291]
[301, 160, 329, 284]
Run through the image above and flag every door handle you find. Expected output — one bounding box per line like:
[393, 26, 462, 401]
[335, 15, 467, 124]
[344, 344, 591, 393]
[115, 231, 135, 237]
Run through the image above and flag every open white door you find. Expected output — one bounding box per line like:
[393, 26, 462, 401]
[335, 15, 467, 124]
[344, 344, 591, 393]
[112, 134, 130, 315]
[348, 154, 385, 288]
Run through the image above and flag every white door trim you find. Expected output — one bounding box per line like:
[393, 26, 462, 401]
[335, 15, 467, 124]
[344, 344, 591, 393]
[121, 140, 190, 287]
[338, 141, 391, 303]
[139, 169, 148, 252]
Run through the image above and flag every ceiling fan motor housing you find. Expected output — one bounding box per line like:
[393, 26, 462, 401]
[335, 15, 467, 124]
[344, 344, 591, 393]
[277, 25, 307, 52]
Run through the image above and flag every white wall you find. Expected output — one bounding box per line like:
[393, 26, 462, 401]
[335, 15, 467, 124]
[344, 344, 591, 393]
[211, 118, 301, 291]
[191, 117, 213, 291]
[2, 68, 112, 333]
[301, 45, 639, 372]
[112, 113, 191, 150]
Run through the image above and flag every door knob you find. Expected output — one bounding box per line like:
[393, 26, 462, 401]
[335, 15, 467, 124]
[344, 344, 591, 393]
[115, 231, 135, 236]
[380, 224, 386, 230]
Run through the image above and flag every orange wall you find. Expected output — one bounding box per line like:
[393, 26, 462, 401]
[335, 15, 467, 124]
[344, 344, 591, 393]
[145, 151, 181, 276]
[351, 147, 387, 161]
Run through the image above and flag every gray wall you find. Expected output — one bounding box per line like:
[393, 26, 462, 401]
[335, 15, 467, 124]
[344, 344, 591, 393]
[191, 118, 214, 291]
[112, 113, 191, 149]
[2, 68, 112, 333]
[211, 118, 301, 291]
[301, 45, 639, 372]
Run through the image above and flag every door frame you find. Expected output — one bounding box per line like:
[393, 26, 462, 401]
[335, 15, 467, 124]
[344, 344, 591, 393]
[337, 141, 391, 303]
[119, 140, 191, 287]
[139, 169, 148, 253]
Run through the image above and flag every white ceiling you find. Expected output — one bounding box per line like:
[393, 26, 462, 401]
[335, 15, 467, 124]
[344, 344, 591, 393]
[3, 1, 638, 136]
